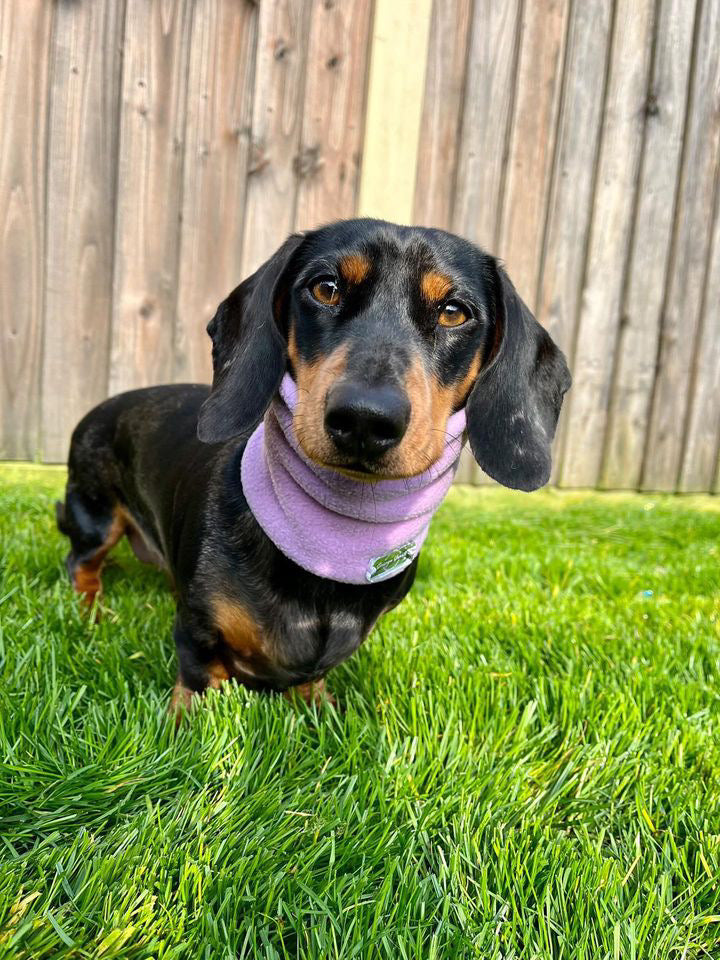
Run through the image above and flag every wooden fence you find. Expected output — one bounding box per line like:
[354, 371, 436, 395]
[1, 0, 718, 491]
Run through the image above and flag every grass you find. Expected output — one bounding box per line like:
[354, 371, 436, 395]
[0, 462, 719, 959]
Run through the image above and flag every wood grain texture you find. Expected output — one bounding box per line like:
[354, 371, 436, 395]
[642, 0, 720, 491]
[109, 0, 192, 395]
[679, 176, 720, 492]
[0, 1, 53, 459]
[1, 0, 716, 489]
[357, 0, 433, 224]
[294, 0, 373, 231]
[498, 0, 570, 308]
[41, 0, 126, 462]
[450, 0, 522, 486]
[538, 1, 613, 485]
[601, 0, 697, 489]
[240, 0, 313, 277]
[173, 0, 258, 385]
[452, 0, 522, 250]
[559, 0, 655, 488]
[412, 0, 472, 229]
[539, 1, 613, 354]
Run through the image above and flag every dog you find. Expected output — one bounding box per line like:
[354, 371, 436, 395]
[56, 219, 571, 712]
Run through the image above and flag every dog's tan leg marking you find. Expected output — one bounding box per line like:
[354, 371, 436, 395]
[168, 662, 229, 725]
[284, 678, 336, 708]
[71, 508, 128, 606]
[169, 681, 196, 724]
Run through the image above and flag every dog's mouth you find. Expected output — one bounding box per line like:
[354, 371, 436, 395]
[332, 460, 384, 481]
[300, 450, 391, 482]
[307, 451, 436, 483]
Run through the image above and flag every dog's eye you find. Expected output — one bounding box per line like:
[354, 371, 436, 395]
[310, 278, 340, 306]
[438, 301, 468, 327]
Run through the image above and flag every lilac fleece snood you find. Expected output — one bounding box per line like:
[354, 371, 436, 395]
[241, 375, 466, 584]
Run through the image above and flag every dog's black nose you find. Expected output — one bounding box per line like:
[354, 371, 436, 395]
[325, 382, 410, 461]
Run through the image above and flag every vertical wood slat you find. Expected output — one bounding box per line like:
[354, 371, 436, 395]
[1, 0, 718, 490]
[679, 175, 720, 491]
[412, 0, 472, 230]
[173, 0, 259, 385]
[450, 0, 522, 486]
[357, 0, 433, 224]
[240, 0, 313, 278]
[413, 0, 473, 482]
[41, 0, 126, 462]
[539, 2, 613, 356]
[452, 0, 522, 251]
[109, 0, 193, 395]
[558, 0, 655, 488]
[294, 0, 373, 232]
[642, 0, 720, 491]
[538, 1, 613, 485]
[498, 0, 570, 309]
[601, 0, 697, 489]
[0, 1, 53, 459]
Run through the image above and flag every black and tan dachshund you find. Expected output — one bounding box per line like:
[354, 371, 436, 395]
[57, 219, 571, 712]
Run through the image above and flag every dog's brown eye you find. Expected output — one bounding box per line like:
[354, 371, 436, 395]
[438, 301, 468, 327]
[311, 278, 340, 306]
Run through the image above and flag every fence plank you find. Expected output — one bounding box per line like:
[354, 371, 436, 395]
[539, 2, 613, 355]
[413, 0, 472, 230]
[451, 0, 522, 485]
[538, 1, 612, 485]
[678, 173, 720, 491]
[498, 0, 570, 308]
[559, 0, 655, 488]
[41, 0, 125, 462]
[1, 0, 716, 488]
[357, 0, 433, 224]
[642, 0, 720, 491]
[0, 1, 53, 459]
[601, 0, 697, 489]
[109, 0, 192, 395]
[173, 0, 258, 385]
[240, 0, 313, 277]
[294, 0, 373, 231]
[453, 0, 522, 250]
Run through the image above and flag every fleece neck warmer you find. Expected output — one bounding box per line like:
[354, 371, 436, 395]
[240, 374, 466, 584]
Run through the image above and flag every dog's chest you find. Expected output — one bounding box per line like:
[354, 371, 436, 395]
[198, 510, 414, 690]
[210, 592, 370, 688]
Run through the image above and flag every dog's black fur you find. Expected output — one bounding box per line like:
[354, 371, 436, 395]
[57, 219, 571, 708]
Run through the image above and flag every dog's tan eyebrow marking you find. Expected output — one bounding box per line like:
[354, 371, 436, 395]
[421, 271, 454, 302]
[338, 253, 371, 285]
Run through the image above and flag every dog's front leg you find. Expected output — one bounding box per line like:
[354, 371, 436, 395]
[169, 607, 230, 721]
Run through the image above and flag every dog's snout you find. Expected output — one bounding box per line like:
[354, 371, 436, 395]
[325, 382, 410, 461]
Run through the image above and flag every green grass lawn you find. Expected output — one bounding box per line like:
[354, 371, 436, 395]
[0, 463, 719, 959]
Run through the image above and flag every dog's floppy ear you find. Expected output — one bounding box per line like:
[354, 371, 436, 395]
[466, 264, 571, 491]
[197, 234, 305, 444]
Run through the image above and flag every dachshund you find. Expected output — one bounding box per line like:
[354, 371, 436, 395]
[56, 219, 571, 712]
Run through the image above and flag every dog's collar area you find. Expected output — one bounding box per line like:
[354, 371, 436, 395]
[240, 374, 467, 584]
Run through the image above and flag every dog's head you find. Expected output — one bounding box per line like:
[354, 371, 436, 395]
[197, 219, 571, 491]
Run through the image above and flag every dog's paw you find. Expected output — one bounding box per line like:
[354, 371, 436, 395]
[168, 682, 197, 724]
[284, 679, 337, 709]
